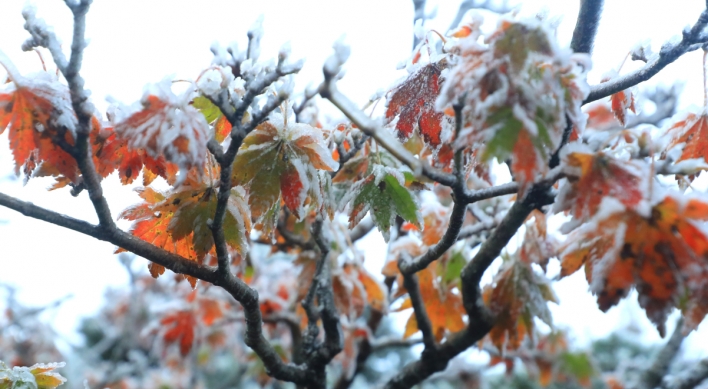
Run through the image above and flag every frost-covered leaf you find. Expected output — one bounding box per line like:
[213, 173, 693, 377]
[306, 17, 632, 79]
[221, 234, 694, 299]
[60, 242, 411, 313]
[339, 165, 421, 242]
[385, 62, 448, 147]
[555, 149, 646, 222]
[482, 253, 558, 351]
[663, 111, 708, 179]
[232, 112, 336, 230]
[559, 195, 708, 335]
[438, 17, 589, 194]
[0, 70, 78, 180]
[0, 361, 66, 389]
[114, 80, 209, 177]
[601, 71, 635, 126]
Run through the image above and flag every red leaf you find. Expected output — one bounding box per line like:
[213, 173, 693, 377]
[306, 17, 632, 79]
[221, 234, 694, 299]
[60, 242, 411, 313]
[386, 63, 446, 147]
[161, 311, 196, 356]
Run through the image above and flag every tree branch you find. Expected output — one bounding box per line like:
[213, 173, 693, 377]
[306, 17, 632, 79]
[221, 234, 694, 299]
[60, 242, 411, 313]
[400, 267, 436, 350]
[319, 73, 456, 187]
[639, 318, 685, 389]
[570, 0, 604, 54]
[0, 191, 313, 384]
[399, 200, 467, 274]
[586, 8, 708, 104]
[662, 358, 708, 389]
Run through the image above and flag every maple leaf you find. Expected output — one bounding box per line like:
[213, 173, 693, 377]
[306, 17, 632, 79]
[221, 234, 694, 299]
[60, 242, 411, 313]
[114, 80, 209, 178]
[554, 149, 646, 222]
[438, 18, 589, 194]
[0, 70, 78, 179]
[520, 210, 557, 272]
[482, 253, 558, 351]
[601, 71, 635, 126]
[118, 180, 250, 268]
[385, 62, 449, 147]
[420, 202, 449, 246]
[333, 263, 387, 318]
[559, 195, 708, 334]
[664, 111, 708, 168]
[161, 311, 196, 356]
[232, 112, 337, 229]
[339, 165, 421, 241]
[0, 361, 67, 389]
[92, 123, 172, 185]
[400, 267, 466, 342]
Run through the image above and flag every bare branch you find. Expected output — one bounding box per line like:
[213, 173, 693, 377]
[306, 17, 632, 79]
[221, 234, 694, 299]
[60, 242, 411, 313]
[399, 200, 467, 274]
[412, 0, 427, 49]
[586, 9, 708, 104]
[401, 265, 436, 350]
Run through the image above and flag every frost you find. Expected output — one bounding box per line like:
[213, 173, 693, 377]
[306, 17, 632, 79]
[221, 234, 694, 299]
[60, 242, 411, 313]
[113, 78, 209, 183]
[324, 36, 350, 76]
[197, 67, 229, 97]
[247, 15, 264, 61]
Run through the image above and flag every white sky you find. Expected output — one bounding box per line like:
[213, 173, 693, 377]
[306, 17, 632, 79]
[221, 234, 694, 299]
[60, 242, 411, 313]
[1, 0, 707, 361]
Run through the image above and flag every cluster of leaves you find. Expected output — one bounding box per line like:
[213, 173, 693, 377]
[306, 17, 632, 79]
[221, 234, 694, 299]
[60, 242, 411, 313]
[5, 1, 708, 388]
[0, 361, 66, 389]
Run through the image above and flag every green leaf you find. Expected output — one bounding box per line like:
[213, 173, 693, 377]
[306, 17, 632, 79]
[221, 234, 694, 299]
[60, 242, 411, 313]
[493, 23, 552, 71]
[483, 107, 523, 161]
[560, 352, 596, 384]
[444, 251, 466, 285]
[343, 166, 421, 241]
[192, 96, 223, 124]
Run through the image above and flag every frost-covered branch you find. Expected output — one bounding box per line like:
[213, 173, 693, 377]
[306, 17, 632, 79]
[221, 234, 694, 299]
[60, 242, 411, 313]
[570, 0, 604, 54]
[0, 191, 316, 384]
[586, 8, 708, 104]
[662, 358, 708, 389]
[638, 318, 685, 389]
[319, 45, 456, 186]
[448, 0, 512, 32]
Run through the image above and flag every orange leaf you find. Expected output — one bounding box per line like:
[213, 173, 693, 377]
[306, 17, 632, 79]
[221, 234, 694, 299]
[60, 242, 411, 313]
[556, 150, 645, 221]
[560, 195, 708, 334]
[114, 84, 209, 174]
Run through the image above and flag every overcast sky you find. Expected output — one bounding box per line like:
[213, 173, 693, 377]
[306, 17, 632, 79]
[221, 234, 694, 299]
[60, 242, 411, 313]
[1, 0, 707, 359]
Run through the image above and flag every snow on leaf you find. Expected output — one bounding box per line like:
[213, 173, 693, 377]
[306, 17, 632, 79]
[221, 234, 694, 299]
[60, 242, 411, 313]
[482, 253, 558, 352]
[385, 62, 448, 147]
[554, 150, 646, 222]
[232, 112, 336, 227]
[339, 165, 421, 242]
[161, 311, 196, 356]
[663, 111, 708, 178]
[29, 362, 67, 389]
[0, 71, 78, 179]
[114, 81, 209, 178]
[601, 71, 635, 126]
[439, 17, 589, 195]
[559, 195, 708, 335]
[0, 361, 67, 389]
[400, 267, 466, 342]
